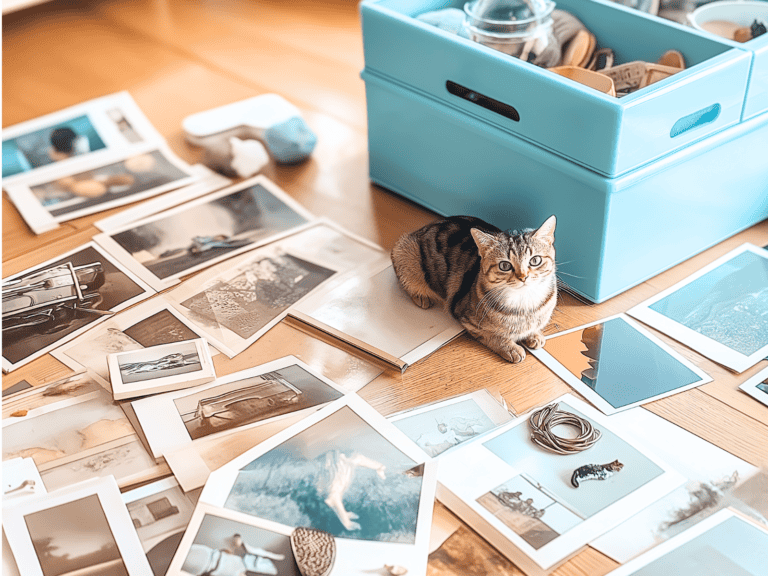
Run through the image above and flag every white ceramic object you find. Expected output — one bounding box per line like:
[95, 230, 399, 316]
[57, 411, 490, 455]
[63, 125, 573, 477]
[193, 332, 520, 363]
[688, 0, 768, 35]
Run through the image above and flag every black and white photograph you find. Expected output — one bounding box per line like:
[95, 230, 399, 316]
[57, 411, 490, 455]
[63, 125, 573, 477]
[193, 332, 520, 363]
[2, 91, 162, 185]
[93, 176, 315, 289]
[2, 476, 152, 576]
[532, 314, 711, 414]
[108, 339, 215, 400]
[51, 298, 215, 387]
[166, 242, 338, 357]
[605, 509, 768, 576]
[5, 145, 198, 235]
[2, 372, 100, 421]
[173, 509, 299, 576]
[131, 357, 346, 460]
[124, 478, 196, 576]
[2, 242, 154, 373]
[477, 473, 582, 550]
[739, 366, 768, 408]
[290, 258, 464, 370]
[436, 394, 683, 574]
[628, 243, 768, 373]
[388, 390, 515, 458]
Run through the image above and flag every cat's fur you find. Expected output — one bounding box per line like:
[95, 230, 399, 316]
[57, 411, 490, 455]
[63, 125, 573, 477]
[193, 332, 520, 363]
[391, 215, 557, 363]
[570, 460, 624, 488]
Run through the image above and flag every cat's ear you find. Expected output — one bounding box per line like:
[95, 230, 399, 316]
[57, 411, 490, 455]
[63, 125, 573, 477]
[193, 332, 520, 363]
[533, 215, 556, 245]
[471, 229, 497, 259]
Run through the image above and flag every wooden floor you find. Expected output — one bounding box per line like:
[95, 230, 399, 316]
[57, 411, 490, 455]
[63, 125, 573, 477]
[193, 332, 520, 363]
[3, 1, 768, 574]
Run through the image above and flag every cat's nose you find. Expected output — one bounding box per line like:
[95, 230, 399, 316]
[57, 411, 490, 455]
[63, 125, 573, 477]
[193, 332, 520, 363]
[516, 274, 528, 282]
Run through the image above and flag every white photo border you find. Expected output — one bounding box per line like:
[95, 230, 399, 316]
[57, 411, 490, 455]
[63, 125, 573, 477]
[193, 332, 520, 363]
[738, 365, 768, 409]
[530, 314, 712, 415]
[627, 243, 768, 373]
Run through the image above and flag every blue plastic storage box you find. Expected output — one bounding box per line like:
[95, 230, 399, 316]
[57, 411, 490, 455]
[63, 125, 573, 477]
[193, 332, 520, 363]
[361, 0, 752, 177]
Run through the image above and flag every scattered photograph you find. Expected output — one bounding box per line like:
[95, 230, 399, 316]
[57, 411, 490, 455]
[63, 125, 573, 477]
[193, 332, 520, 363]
[175, 510, 299, 576]
[531, 314, 711, 414]
[628, 243, 768, 373]
[388, 390, 515, 458]
[478, 473, 582, 550]
[2, 91, 161, 183]
[2, 242, 154, 373]
[166, 241, 338, 357]
[223, 404, 424, 542]
[5, 145, 198, 235]
[25, 494, 130, 576]
[94, 164, 232, 233]
[3, 457, 45, 504]
[3, 379, 33, 397]
[51, 298, 215, 387]
[2, 476, 153, 576]
[109, 339, 215, 401]
[436, 394, 682, 572]
[132, 357, 346, 460]
[428, 525, 520, 576]
[738, 366, 768, 408]
[590, 406, 761, 563]
[605, 509, 768, 576]
[2, 372, 100, 420]
[93, 176, 315, 289]
[290, 259, 464, 370]
[124, 478, 196, 576]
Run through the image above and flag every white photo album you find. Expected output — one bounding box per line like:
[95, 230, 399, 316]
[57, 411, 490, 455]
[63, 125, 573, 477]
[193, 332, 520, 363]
[628, 243, 768, 373]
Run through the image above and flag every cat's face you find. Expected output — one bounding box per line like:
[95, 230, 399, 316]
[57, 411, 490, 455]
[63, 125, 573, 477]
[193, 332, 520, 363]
[608, 459, 624, 471]
[471, 216, 556, 294]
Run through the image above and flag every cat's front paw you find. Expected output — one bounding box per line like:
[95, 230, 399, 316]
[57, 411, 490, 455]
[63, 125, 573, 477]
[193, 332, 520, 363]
[410, 294, 434, 309]
[498, 342, 526, 364]
[523, 332, 546, 350]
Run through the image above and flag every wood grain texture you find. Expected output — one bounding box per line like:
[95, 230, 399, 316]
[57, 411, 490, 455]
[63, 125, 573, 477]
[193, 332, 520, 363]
[3, 2, 767, 575]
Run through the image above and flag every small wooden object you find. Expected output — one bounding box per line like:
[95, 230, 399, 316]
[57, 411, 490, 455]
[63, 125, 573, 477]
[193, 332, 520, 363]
[560, 29, 596, 68]
[657, 49, 685, 69]
[291, 527, 336, 576]
[549, 65, 617, 97]
[600, 61, 682, 93]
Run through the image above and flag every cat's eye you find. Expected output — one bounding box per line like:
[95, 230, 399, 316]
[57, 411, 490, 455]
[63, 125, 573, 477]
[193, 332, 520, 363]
[498, 261, 512, 272]
[530, 256, 542, 266]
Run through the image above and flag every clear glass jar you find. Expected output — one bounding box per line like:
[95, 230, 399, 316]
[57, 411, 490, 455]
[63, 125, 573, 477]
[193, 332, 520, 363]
[463, 0, 561, 67]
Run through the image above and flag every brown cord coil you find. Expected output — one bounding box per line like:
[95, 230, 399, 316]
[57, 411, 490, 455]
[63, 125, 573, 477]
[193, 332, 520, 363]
[528, 402, 601, 455]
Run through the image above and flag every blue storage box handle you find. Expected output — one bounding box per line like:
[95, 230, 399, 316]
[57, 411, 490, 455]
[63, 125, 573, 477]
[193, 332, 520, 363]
[446, 81, 520, 122]
[670, 103, 721, 138]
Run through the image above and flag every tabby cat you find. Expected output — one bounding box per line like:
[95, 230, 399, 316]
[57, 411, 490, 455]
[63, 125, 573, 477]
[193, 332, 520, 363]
[391, 215, 557, 363]
[570, 460, 624, 488]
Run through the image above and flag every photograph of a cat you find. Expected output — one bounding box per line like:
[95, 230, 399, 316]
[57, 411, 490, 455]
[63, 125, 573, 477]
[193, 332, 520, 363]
[391, 215, 557, 363]
[571, 460, 624, 488]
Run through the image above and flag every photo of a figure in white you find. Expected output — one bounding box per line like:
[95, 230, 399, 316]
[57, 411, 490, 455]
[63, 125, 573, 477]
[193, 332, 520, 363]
[322, 451, 386, 531]
[415, 417, 483, 457]
[183, 533, 285, 576]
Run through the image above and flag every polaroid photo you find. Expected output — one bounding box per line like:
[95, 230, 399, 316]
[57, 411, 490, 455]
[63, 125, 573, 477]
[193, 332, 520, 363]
[131, 355, 347, 460]
[2, 242, 154, 373]
[531, 314, 712, 415]
[590, 406, 761, 563]
[429, 525, 522, 576]
[95, 164, 231, 232]
[165, 232, 340, 358]
[628, 243, 768, 373]
[92, 175, 316, 290]
[5, 143, 199, 235]
[436, 394, 683, 576]
[2, 379, 165, 491]
[2, 371, 97, 420]
[123, 477, 197, 576]
[199, 394, 437, 576]
[2, 91, 162, 186]
[165, 504, 300, 576]
[388, 389, 516, 458]
[108, 338, 215, 400]
[289, 258, 465, 371]
[3, 475, 154, 576]
[738, 365, 768, 409]
[605, 508, 768, 576]
[51, 297, 218, 389]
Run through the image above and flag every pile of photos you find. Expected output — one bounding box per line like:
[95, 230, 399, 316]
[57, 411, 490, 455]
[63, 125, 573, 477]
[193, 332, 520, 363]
[3, 93, 768, 576]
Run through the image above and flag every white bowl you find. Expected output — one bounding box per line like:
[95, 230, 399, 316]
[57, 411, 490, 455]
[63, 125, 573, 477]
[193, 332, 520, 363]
[688, 0, 768, 37]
